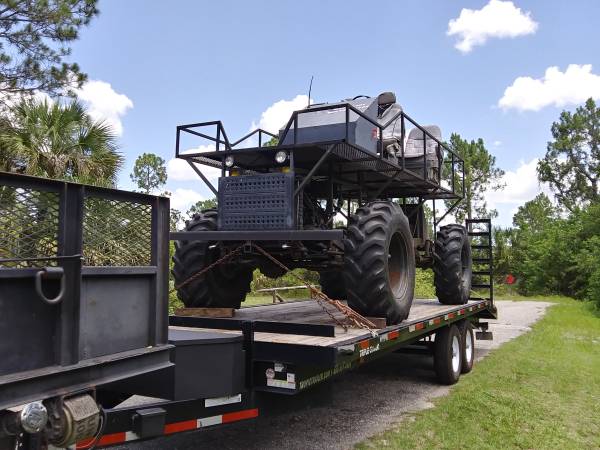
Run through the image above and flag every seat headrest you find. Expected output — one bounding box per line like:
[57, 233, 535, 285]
[378, 91, 396, 105]
[407, 125, 442, 141]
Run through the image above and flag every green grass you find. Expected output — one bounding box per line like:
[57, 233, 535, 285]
[357, 296, 600, 450]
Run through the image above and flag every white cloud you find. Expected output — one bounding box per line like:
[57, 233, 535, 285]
[166, 145, 221, 182]
[486, 158, 553, 208]
[493, 140, 502, 147]
[484, 158, 549, 227]
[252, 94, 311, 134]
[169, 188, 205, 211]
[447, 0, 538, 53]
[76, 80, 133, 135]
[498, 64, 600, 111]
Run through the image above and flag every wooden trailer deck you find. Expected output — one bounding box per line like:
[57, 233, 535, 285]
[170, 298, 490, 349]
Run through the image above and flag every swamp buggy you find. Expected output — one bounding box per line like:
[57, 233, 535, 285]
[172, 91, 490, 324]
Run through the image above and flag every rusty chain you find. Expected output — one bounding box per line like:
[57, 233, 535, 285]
[172, 244, 245, 292]
[171, 241, 377, 332]
[250, 243, 377, 331]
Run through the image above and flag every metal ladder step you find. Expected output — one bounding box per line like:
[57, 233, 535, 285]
[472, 258, 491, 263]
[471, 283, 491, 289]
[468, 231, 490, 236]
[472, 270, 491, 276]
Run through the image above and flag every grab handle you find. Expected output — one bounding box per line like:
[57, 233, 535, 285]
[35, 267, 65, 305]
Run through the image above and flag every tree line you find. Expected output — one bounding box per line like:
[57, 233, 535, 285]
[493, 99, 600, 308]
[0, 1, 597, 307]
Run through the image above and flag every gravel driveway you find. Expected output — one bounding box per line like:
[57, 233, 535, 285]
[115, 300, 552, 450]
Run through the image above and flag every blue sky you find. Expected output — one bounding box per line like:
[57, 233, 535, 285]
[68, 0, 600, 226]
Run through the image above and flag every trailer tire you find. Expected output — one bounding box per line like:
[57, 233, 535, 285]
[458, 320, 475, 374]
[433, 224, 472, 305]
[319, 270, 346, 300]
[434, 324, 462, 385]
[344, 201, 415, 324]
[172, 210, 252, 308]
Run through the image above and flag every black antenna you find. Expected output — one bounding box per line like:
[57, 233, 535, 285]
[307, 75, 313, 107]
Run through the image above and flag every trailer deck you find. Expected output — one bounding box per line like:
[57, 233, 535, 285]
[62, 297, 493, 449]
[169, 297, 493, 394]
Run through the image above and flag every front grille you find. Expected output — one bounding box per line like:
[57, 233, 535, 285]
[218, 172, 294, 230]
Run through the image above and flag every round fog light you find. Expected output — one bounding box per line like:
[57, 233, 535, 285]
[224, 155, 235, 168]
[275, 150, 288, 164]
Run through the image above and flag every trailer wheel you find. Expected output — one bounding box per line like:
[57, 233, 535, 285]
[172, 210, 252, 308]
[344, 201, 415, 324]
[458, 321, 475, 374]
[319, 270, 346, 300]
[433, 224, 472, 305]
[434, 324, 462, 385]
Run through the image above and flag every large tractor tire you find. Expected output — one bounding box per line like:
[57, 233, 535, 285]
[172, 210, 252, 308]
[343, 201, 415, 324]
[433, 224, 472, 305]
[319, 270, 346, 300]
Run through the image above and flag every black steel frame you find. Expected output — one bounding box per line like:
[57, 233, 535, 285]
[0, 172, 172, 411]
[175, 101, 466, 232]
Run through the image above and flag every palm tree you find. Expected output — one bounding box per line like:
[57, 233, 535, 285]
[0, 99, 123, 186]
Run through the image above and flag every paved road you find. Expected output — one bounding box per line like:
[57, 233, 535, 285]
[116, 300, 552, 450]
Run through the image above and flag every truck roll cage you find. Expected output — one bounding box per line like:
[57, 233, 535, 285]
[175, 100, 466, 229]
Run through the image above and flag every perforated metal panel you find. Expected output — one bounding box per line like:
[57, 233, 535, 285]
[0, 186, 60, 268]
[218, 172, 295, 230]
[83, 197, 152, 266]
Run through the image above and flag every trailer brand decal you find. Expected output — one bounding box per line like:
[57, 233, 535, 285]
[298, 361, 353, 390]
[74, 409, 259, 449]
[359, 340, 380, 357]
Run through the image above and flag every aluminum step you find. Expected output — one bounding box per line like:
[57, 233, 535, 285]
[472, 258, 491, 263]
[468, 231, 490, 236]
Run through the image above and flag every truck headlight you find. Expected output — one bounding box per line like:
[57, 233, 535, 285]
[225, 155, 235, 168]
[275, 151, 288, 164]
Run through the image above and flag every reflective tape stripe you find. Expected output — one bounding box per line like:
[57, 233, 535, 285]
[198, 415, 222, 427]
[164, 419, 197, 435]
[222, 408, 258, 423]
[76, 408, 259, 448]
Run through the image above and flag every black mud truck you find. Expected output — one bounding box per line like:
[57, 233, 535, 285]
[171, 92, 473, 324]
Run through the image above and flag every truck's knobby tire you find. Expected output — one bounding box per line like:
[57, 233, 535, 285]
[434, 324, 462, 385]
[319, 270, 346, 300]
[458, 320, 475, 374]
[172, 210, 252, 308]
[433, 224, 472, 305]
[343, 201, 415, 324]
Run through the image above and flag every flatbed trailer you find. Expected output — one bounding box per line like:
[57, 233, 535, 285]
[0, 172, 497, 449]
[68, 297, 496, 449]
